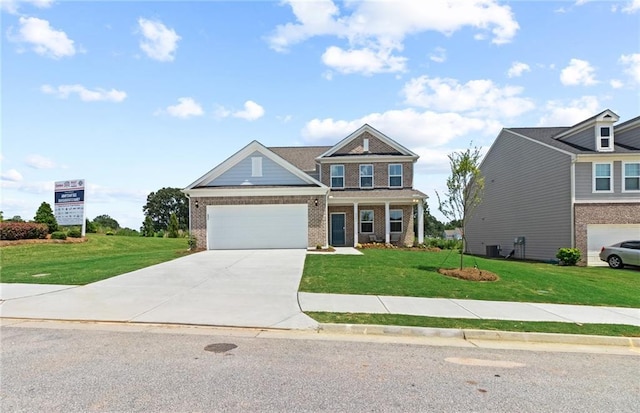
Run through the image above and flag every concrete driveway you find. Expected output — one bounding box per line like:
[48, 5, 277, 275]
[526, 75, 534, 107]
[0, 250, 318, 330]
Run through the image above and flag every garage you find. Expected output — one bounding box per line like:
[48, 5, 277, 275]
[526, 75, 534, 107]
[207, 204, 308, 250]
[586, 224, 640, 266]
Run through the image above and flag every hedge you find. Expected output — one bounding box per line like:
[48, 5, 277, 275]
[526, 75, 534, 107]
[0, 222, 48, 240]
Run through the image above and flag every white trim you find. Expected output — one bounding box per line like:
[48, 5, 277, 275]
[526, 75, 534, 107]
[359, 209, 374, 234]
[388, 164, 403, 188]
[251, 156, 263, 177]
[359, 164, 373, 189]
[389, 209, 403, 233]
[574, 199, 640, 204]
[577, 154, 640, 161]
[622, 161, 640, 193]
[554, 109, 619, 140]
[328, 195, 424, 205]
[318, 124, 419, 158]
[363, 138, 369, 152]
[592, 162, 613, 193]
[184, 187, 329, 197]
[595, 123, 614, 153]
[318, 155, 418, 163]
[330, 164, 345, 188]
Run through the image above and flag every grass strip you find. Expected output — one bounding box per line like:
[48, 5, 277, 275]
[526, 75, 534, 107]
[306, 312, 640, 337]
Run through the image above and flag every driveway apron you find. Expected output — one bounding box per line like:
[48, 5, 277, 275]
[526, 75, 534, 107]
[0, 250, 318, 330]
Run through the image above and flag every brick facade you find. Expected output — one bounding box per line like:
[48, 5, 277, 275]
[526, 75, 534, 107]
[320, 161, 413, 189]
[574, 202, 640, 265]
[328, 204, 415, 247]
[190, 195, 327, 249]
[334, 132, 398, 155]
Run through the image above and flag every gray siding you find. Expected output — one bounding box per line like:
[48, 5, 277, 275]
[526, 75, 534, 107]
[466, 130, 573, 262]
[615, 126, 640, 147]
[560, 127, 595, 151]
[207, 151, 308, 186]
[575, 161, 640, 200]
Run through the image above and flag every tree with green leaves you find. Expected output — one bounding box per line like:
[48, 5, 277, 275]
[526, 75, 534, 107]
[92, 214, 120, 231]
[85, 218, 97, 233]
[34, 202, 58, 233]
[141, 216, 155, 237]
[142, 187, 188, 232]
[414, 201, 445, 239]
[167, 213, 179, 238]
[436, 144, 485, 270]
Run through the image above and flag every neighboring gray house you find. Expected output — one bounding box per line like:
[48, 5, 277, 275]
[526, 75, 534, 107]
[466, 110, 640, 265]
[184, 124, 428, 250]
[443, 228, 463, 240]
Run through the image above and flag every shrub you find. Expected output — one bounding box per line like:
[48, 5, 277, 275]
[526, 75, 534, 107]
[556, 247, 581, 266]
[116, 228, 140, 237]
[105, 231, 115, 236]
[51, 231, 67, 240]
[155, 230, 165, 238]
[0, 222, 48, 240]
[188, 234, 197, 250]
[67, 228, 82, 238]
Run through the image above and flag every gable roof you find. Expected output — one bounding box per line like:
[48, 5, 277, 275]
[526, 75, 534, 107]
[318, 124, 418, 159]
[554, 109, 619, 140]
[268, 146, 331, 172]
[184, 140, 326, 189]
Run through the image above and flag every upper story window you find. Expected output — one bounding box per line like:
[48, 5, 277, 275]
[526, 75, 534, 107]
[360, 210, 373, 233]
[593, 163, 613, 192]
[596, 125, 614, 152]
[389, 164, 403, 188]
[251, 157, 262, 177]
[623, 162, 640, 192]
[330, 165, 344, 188]
[360, 164, 373, 188]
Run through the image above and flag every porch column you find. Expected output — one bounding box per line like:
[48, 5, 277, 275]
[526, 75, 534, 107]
[353, 202, 359, 247]
[417, 200, 424, 244]
[385, 202, 390, 244]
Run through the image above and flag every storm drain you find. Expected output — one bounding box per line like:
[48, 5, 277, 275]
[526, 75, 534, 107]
[204, 343, 237, 353]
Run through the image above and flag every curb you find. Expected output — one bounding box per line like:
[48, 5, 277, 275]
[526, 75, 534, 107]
[318, 323, 640, 347]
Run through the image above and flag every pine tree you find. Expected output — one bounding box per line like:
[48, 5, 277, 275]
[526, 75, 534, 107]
[34, 202, 58, 233]
[142, 216, 155, 237]
[167, 213, 179, 238]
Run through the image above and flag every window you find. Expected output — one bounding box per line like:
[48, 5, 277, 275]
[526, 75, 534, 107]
[251, 157, 262, 177]
[389, 164, 402, 188]
[624, 162, 640, 191]
[330, 165, 344, 188]
[389, 209, 403, 233]
[360, 164, 373, 188]
[593, 163, 612, 192]
[597, 126, 613, 152]
[360, 210, 373, 233]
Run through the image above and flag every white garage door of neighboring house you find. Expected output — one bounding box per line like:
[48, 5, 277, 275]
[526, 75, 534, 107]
[207, 204, 308, 250]
[586, 224, 640, 266]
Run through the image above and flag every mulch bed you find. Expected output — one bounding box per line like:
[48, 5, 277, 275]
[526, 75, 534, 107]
[438, 267, 499, 282]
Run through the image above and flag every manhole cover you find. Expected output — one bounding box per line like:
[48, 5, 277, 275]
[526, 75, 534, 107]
[204, 343, 237, 353]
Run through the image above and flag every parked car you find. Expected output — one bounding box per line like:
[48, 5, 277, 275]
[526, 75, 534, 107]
[599, 240, 640, 269]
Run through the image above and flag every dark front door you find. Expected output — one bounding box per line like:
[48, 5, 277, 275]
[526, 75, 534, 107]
[330, 213, 346, 246]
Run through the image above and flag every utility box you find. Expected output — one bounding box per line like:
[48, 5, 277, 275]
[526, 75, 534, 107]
[486, 245, 501, 258]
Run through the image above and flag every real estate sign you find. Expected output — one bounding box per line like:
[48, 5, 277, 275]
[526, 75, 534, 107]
[54, 179, 86, 227]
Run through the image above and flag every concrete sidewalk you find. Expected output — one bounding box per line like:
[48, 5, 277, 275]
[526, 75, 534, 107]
[298, 293, 640, 327]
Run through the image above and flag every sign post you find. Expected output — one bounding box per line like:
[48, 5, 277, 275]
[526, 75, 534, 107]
[54, 179, 86, 236]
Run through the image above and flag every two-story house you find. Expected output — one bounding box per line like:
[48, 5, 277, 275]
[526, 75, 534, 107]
[184, 124, 427, 250]
[465, 109, 640, 265]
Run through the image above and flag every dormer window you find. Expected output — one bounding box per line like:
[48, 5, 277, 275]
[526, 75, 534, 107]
[596, 124, 614, 152]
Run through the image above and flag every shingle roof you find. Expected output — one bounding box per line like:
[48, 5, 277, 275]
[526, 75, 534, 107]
[507, 127, 639, 154]
[268, 146, 331, 172]
[330, 188, 427, 200]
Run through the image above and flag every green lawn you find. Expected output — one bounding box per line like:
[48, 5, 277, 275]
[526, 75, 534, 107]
[301, 249, 640, 308]
[0, 234, 190, 285]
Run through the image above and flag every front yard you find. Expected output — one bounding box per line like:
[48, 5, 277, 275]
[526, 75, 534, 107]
[301, 249, 640, 308]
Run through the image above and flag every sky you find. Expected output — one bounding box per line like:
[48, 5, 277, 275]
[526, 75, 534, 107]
[1, 0, 639, 229]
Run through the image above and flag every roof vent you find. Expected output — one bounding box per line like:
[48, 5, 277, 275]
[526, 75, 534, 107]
[363, 138, 369, 152]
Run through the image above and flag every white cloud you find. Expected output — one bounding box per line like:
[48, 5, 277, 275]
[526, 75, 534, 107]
[137, 18, 181, 62]
[619, 53, 640, 84]
[267, 0, 519, 75]
[538, 96, 600, 126]
[233, 100, 265, 121]
[610, 79, 623, 89]
[41, 84, 127, 102]
[507, 61, 530, 78]
[321, 46, 407, 75]
[301, 109, 501, 147]
[1, 169, 23, 182]
[429, 47, 446, 63]
[560, 58, 597, 86]
[10, 16, 76, 59]
[1, 0, 53, 14]
[622, 0, 640, 13]
[25, 154, 56, 169]
[402, 76, 535, 118]
[157, 97, 204, 119]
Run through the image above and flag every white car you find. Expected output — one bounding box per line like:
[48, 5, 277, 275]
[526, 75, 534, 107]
[599, 240, 640, 269]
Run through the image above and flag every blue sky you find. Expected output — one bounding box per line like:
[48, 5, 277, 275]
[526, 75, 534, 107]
[2, 0, 639, 229]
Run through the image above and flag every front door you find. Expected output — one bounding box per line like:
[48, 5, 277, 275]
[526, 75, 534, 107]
[330, 213, 346, 246]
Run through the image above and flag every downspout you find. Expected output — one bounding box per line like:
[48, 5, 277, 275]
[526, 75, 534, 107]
[570, 156, 576, 248]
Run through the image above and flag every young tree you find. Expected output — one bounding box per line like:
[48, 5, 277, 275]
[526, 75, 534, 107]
[141, 216, 155, 237]
[34, 202, 58, 233]
[436, 145, 485, 270]
[167, 213, 179, 238]
[92, 214, 120, 231]
[142, 187, 188, 232]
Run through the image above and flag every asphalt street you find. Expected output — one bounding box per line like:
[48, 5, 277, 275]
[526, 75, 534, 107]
[2, 321, 638, 412]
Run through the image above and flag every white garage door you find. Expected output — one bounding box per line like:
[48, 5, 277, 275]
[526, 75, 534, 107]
[207, 204, 308, 250]
[586, 224, 640, 266]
